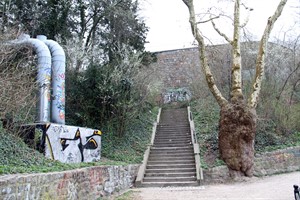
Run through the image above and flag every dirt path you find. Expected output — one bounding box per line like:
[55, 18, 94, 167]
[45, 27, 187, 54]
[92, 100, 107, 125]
[117, 171, 300, 200]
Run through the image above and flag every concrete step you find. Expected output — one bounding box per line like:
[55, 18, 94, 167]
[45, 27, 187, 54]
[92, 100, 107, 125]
[149, 148, 193, 154]
[156, 127, 190, 133]
[155, 133, 190, 136]
[154, 139, 191, 143]
[153, 143, 192, 147]
[148, 155, 195, 163]
[155, 135, 190, 138]
[148, 156, 195, 162]
[157, 131, 190, 134]
[149, 153, 194, 158]
[147, 160, 195, 165]
[143, 177, 197, 182]
[156, 129, 190, 132]
[145, 168, 196, 174]
[140, 181, 199, 187]
[151, 146, 193, 150]
[153, 142, 192, 147]
[153, 140, 191, 144]
[145, 172, 196, 177]
[149, 151, 194, 159]
[153, 143, 190, 147]
[156, 126, 190, 130]
[146, 163, 195, 169]
[154, 136, 191, 140]
[156, 132, 190, 135]
[154, 138, 191, 142]
[157, 126, 190, 129]
[157, 127, 189, 130]
[157, 122, 189, 125]
[150, 148, 193, 154]
[155, 134, 190, 138]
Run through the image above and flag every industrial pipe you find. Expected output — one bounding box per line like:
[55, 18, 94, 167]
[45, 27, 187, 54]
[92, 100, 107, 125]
[37, 35, 66, 124]
[16, 34, 52, 122]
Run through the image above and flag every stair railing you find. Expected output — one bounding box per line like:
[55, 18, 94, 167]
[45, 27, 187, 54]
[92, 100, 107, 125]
[187, 106, 204, 183]
[135, 108, 162, 186]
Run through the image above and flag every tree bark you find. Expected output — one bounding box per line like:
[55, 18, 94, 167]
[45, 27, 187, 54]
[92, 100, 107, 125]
[230, 0, 243, 102]
[219, 101, 256, 177]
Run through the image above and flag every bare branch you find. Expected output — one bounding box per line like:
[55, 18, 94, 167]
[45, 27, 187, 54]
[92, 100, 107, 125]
[276, 61, 300, 100]
[182, 0, 228, 107]
[211, 18, 233, 44]
[197, 15, 220, 24]
[240, 10, 250, 28]
[240, 2, 254, 28]
[0, 32, 38, 124]
[248, 0, 288, 108]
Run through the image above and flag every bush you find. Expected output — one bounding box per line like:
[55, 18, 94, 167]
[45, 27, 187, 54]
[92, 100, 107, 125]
[0, 41, 38, 129]
[101, 106, 158, 163]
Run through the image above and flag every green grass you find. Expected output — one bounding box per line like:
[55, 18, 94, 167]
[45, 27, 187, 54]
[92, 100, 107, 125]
[114, 190, 139, 200]
[0, 127, 129, 174]
[0, 127, 140, 175]
[0, 107, 158, 175]
[190, 97, 221, 167]
[101, 107, 158, 163]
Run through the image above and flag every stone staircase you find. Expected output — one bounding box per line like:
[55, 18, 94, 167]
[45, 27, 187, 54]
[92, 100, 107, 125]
[136, 107, 200, 187]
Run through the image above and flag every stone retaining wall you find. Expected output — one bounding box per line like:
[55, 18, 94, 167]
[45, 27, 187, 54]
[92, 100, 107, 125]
[0, 165, 139, 200]
[1, 146, 300, 199]
[150, 43, 291, 97]
[202, 146, 300, 184]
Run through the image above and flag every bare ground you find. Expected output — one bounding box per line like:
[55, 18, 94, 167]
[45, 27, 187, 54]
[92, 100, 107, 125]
[112, 171, 300, 200]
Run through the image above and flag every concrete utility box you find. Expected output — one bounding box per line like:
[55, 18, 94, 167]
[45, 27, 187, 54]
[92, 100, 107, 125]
[24, 123, 102, 163]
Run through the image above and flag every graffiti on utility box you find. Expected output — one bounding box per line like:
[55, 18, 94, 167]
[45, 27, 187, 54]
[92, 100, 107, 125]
[40, 123, 101, 163]
[162, 88, 191, 104]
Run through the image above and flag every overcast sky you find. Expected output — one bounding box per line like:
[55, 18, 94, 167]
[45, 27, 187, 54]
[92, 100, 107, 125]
[140, 0, 300, 52]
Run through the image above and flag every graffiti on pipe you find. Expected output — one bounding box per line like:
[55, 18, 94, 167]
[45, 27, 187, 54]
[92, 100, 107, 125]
[54, 80, 65, 120]
[162, 88, 191, 104]
[40, 123, 102, 163]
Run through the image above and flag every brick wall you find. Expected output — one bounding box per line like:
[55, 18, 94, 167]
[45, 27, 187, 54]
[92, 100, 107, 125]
[151, 48, 202, 89]
[150, 43, 292, 97]
[0, 165, 139, 200]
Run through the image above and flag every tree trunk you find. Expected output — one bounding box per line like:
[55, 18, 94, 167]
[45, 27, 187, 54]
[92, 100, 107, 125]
[219, 101, 256, 177]
[183, 0, 287, 177]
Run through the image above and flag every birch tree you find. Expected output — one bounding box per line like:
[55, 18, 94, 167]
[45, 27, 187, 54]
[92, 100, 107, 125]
[182, 0, 288, 177]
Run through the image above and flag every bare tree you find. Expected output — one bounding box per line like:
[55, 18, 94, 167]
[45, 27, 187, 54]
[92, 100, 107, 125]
[0, 32, 38, 129]
[182, 0, 288, 177]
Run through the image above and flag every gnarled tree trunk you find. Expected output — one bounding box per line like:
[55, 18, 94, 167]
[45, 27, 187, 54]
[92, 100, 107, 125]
[219, 101, 256, 177]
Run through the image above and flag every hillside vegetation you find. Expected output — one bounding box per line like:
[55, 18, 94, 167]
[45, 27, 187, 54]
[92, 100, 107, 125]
[0, 107, 157, 175]
[0, 0, 299, 175]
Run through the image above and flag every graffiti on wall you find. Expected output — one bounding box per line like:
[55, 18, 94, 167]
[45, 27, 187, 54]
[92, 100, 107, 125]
[39, 123, 102, 163]
[162, 88, 192, 104]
